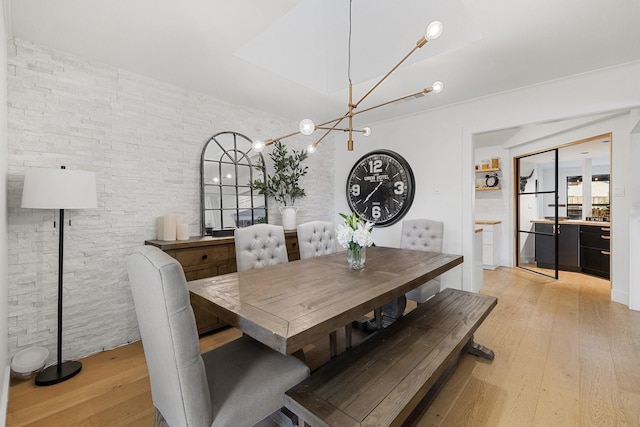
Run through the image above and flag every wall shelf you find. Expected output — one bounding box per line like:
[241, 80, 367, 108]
[476, 186, 501, 191]
[475, 167, 501, 173]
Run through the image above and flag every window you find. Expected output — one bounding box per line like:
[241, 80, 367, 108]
[200, 131, 267, 236]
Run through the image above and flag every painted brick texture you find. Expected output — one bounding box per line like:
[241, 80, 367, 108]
[6, 38, 335, 362]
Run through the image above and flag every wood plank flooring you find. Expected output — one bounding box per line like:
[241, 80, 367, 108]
[7, 268, 640, 426]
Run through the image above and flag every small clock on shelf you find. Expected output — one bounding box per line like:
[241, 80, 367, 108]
[485, 173, 499, 188]
[345, 150, 415, 227]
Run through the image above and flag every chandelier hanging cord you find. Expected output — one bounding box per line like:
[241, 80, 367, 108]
[252, 4, 444, 153]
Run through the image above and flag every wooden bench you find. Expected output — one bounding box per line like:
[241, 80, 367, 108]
[284, 288, 497, 427]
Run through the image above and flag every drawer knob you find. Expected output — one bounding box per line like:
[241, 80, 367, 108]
[202, 254, 208, 260]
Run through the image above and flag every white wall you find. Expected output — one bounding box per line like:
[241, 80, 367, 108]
[0, 0, 9, 422]
[6, 38, 335, 363]
[334, 60, 640, 307]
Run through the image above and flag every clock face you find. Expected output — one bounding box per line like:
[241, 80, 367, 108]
[346, 150, 415, 227]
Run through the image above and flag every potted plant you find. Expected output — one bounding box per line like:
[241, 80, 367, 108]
[251, 140, 309, 230]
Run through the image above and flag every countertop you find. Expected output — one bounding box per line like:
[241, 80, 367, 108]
[530, 219, 610, 227]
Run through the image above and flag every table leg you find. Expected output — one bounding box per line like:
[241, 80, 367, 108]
[329, 331, 337, 359]
[345, 324, 352, 350]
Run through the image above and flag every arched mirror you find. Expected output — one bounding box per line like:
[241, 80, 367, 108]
[201, 131, 267, 236]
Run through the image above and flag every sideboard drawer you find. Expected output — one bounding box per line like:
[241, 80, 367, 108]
[174, 246, 230, 268]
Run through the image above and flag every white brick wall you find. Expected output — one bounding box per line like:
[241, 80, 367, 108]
[6, 38, 336, 362]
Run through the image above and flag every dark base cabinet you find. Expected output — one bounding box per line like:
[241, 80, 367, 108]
[580, 225, 610, 279]
[146, 231, 300, 334]
[535, 223, 580, 271]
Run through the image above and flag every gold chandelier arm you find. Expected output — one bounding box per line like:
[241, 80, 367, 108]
[354, 38, 426, 109]
[316, 126, 368, 132]
[353, 88, 432, 116]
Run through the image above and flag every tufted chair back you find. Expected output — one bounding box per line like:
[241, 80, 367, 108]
[234, 224, 289, 272]
[127, 246, 214, 427]
[400, 219, 444, 252]
[297, 221, 337, 259]
[400, 219, 444, 304]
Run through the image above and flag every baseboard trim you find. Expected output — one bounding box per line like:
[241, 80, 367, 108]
[1, 364, 9, 427]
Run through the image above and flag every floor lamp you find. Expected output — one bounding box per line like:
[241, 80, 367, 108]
[21, 166, 97, 386]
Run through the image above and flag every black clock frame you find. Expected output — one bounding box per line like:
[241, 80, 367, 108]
[345, 149, 416, 227]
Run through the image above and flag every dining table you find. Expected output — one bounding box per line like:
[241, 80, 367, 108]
[188, 246, 463, 356]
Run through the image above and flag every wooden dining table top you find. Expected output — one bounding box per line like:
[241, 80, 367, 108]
[188, 246, 463, 355]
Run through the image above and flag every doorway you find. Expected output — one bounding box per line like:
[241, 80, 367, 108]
[514, 134, 612, 284]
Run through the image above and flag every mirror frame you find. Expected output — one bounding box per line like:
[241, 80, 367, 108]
[200, 131, 267, 236]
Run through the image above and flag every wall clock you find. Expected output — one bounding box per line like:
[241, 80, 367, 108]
[346, 150, 415, 227]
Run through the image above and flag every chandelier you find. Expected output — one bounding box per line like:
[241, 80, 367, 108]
[253, 1, 444, 153]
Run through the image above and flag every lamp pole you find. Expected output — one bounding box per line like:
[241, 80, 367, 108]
[35, 166, 82, 386]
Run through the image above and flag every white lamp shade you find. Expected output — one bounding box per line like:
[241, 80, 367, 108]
[21, 168, 98, 209]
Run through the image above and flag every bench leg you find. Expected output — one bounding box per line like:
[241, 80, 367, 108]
[466, 338, 495, 361]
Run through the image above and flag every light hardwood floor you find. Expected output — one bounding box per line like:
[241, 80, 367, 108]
[7, 268, 640, 426]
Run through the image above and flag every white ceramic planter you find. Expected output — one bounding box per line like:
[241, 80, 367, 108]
[280, 206, 298, 230]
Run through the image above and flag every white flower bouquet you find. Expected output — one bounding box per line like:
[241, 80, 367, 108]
[337, 212, 374, 269]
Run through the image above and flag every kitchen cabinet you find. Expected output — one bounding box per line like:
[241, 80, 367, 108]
[580, 225, 610, 279]
[475, 221, 501, 269]
[534, 223, 580, 271]
[146, 231, 300, 334]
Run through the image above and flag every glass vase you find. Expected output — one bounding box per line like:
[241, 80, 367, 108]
[347, 245, 366, 269]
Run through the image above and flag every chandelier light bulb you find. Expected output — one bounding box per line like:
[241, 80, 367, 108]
[431, 81, 444, 94]
[298, 119, 315, 136]
[306, 144, 316, 154]
[252, 139, 265, 152]
[362, 127, 372, 137]
[425, 21, 444, 41]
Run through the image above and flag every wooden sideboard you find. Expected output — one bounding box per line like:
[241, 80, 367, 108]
[145, 230, 300, 334]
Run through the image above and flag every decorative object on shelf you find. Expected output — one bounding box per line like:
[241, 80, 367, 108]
[337, 212, 374, 269]
[346, 150, 415, 227]
[251, 1, 444, 154]
[252, 140, 308, 230]
[21, 166, 98, 386]
[485, 173, 499, 188]
[491, 157, 500, 169]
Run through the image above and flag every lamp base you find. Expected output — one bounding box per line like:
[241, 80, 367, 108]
[35, 360, 82, 386]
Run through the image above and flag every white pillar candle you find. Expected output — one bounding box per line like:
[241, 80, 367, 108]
[157, 216, 165, 240]
[162, 214, 177, 241]
[177, 223, 189, 241]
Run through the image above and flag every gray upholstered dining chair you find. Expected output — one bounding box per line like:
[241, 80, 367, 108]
[126, 246, 309, 427]
[296, 221, 337, 259]
[400, 219, 444, 304]
[234, 224, 289, 272]
[296, 221, 345, 355]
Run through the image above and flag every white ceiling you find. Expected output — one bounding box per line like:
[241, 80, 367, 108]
[8, 0, 640, 128]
